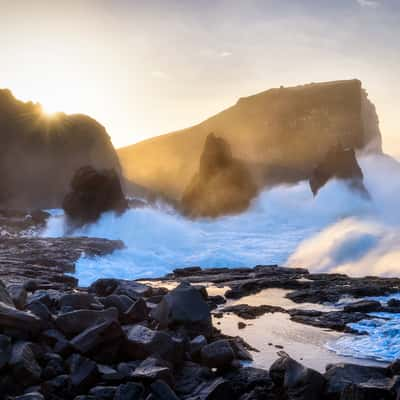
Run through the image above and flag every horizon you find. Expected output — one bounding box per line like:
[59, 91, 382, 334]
[1, 0, 399, 158]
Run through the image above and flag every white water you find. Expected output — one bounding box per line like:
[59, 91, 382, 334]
[42, 153, 400, 362]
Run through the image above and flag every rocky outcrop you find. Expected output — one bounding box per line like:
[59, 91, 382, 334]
[0, 237, 123, 289]
[309, 145, 369, 196]
[181, 133, 257, 217]
[63, 166, 128, 226]
[119, 79, 382, 211]
[0, 89, 121, 209]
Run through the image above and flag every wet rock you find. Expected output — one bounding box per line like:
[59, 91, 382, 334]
[288, 309, 369, 332]
[41, 353, 65, 380]
[132, 357, 174, 385]
[185, 377, 235, 400]
[97, 364, 124, 382]
[174, 362, 213, 396]
[63, 165, 128, 226]
[88, 385, 117, 400]
[270, 352, 325, 400]
[0, 333, 12, 368]
[201, 340, 235, 369]
[8, 284, 27, 310]
[9, 341, 42, 387]
[223, 367, 273, 397]
[341, 377, 397, 400]
[387, 298, 400, 308]
[151, 282, 212, 337]
[343, 300, 382, 313]
[70, 320, 124, 355]
[89, 279, 152, 300]
[0, 302, 43, 337]
[324, 363, 389, 398]
[99, 294, 133, 314]
[121, 297, 149, 324]
[125, 324, 183, 363]
[59, 293, 104, 311]
[55, 307, 118, 336]
[223, 304, 286, 319]
[150, 379, 180, 400]
[26, 301, 52, 325]
[114, 382, 144, 400]
[68, 354, 99, 392]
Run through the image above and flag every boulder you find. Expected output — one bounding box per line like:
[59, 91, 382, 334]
[9, 341, 42, 387]
[70, 320, 124, 355]
[89, 279, 152, 300]
[341, 378, 397, 400]
[68, 354, 99, 392]
[0, 302, 43, 337]
[181, 133, 258, 217]
[59, 293, 104, 311]
[120, 297, 149, 324]
[174, 362, 213, 396]
[190, 335, 208, 358]
[63, 165, 128, 225]
[324, 363, 389, 398]
[270, 352, 326, 400]
[132, 359, 173, 386]
[55, 307, 118, 336]
[200, 340, 235, 369]
[114, 382, 144, 400]
[151, 282, 212, 337]
[184, 377, 235, 400]
[41, 374, 72, 399]
[309, 145, 369, 196]
[125, 325, 183, 363]
[99, 294, 134, 314]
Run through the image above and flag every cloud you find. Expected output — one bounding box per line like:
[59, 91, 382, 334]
[356, 0, 380, 8]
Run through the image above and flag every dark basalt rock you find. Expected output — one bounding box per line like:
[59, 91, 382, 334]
[113, 382, 144, 400]
[270, 352, 326, 400]
[89, 279, 152, 300]
[151, 281, 212, 338]
[223, 304, 286, 319]
[68, 353, 99, 392]
[201, 339, 235, 369]
[324, 363, 389, 398]
[181, 133, 258, 217]
[343, 300, 382, 313]
[63, 165, 128, 226]
[309, 145, 369, 196]
[0, 334, 12, 368]
[55, 308, 119, 336]
[150, 379, 180, 400]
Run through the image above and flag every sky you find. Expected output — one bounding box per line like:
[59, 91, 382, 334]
[0, 0, 399, 156]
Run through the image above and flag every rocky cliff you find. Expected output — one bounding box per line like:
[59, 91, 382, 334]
[182, 133, 257, 217]
[0, 89, 121, 209]
[118, 79, 381, 205]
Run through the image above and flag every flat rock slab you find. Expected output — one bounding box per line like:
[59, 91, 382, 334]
[0, 237, 123, 289]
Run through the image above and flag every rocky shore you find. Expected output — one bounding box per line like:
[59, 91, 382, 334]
[1, 253, 400, 399]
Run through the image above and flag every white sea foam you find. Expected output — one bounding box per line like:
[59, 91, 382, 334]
[42, 153, 400, 361]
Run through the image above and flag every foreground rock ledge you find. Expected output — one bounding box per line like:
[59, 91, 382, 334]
[1, 265, 400, 399]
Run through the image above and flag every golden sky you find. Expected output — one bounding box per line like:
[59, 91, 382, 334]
[1, 0, 399, 157]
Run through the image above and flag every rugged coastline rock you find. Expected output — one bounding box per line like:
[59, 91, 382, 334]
[63, 166, 128, 226]
[181, 133, 257, 217]
[0, 89, 121, 209]
[119, 79, 382, 214]
[309, 145, 369, 196]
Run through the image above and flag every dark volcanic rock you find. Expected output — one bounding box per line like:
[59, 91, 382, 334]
[89, 279, 152, 299]
[63, 165, 128, 225]
[55, 307, 119, 336]
[0, 236, 123, 289]
[68, 353, 99, 392]
[223, 304, 286, 319]
[151, 282, 212, 338]
[309, 145, 368, 196]
[114, 382, 144, 400]
[343, 300, 382, 313]
[201, 339, 235, 369]
[324, 363, 389, 398]
[181, 133, 258, 217]
[270, 352, 326, 400]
